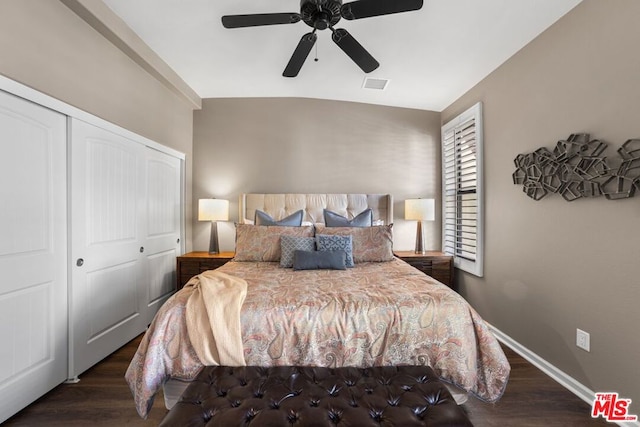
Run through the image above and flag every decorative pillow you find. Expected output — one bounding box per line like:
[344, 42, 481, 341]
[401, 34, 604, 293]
[316, 234, 354, 267]
[324, 208, 373, 227]
[280, 235, 315, 268]
[244, 218, 315, 227]
[293, 250, 347, 271]
[255, 209, 304, 226]
[315, 225, 394, 263]
[234, 224, 314, 262]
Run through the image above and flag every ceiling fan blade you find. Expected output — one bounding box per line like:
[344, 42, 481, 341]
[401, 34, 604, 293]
[221, 13, 301, 28]
[341, 0, 423, 20]
[331, 28, 379, 73]
[283, 32, 318, 77]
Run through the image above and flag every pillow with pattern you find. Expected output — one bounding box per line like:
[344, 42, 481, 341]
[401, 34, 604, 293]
[234, 224, 314, 262]
[314, 225, 393, 263]
[316, 234, 354, 267]
[280, 235, 315, 268]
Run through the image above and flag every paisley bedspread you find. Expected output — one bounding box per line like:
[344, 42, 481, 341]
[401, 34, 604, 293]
[125, 258, 510, 418]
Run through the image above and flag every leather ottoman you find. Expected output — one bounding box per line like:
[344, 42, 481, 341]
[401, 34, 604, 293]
[159, 365, 473, 426]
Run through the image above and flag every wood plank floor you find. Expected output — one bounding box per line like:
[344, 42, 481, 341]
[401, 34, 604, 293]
[4, 335, 609, 426]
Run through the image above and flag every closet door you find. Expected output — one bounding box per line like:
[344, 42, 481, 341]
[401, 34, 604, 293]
[143, 147, 182, 323]
[0, 91, 67, 423]
[69, 118, 147, 378]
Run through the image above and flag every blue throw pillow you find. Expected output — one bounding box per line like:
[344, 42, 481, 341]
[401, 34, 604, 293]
[293, 250, 347, 271]
[316, 234, 354, 267]
[324, 208, 373, 227]
[280, 235, 316, 268]
[255, 209, 304, 226]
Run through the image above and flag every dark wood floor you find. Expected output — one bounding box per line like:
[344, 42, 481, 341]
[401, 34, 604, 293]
[4, 335, 609, 426]
[462, 345, 609, 427]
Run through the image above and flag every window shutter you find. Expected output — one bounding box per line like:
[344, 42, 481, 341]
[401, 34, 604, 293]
[442, 102, 483, 277]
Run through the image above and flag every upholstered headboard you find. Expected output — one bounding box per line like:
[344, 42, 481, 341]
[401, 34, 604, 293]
[240, 193, 394, 225]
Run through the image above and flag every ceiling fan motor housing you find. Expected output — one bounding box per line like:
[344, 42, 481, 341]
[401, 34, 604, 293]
[301, 0, 343, 30]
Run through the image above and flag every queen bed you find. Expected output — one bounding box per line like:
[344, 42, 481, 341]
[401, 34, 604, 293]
[125, 193, 510, 419]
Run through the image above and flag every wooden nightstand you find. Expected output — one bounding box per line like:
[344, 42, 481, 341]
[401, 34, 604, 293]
[394, 251, 454, 290]
[176, 251, 235, 290]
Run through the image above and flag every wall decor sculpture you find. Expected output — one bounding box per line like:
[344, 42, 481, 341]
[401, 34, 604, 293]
[513, 133, 640, 201]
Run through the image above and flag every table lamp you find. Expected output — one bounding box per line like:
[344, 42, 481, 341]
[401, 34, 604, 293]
[405, 198, 435, 254]
[198, 198, 229, 254]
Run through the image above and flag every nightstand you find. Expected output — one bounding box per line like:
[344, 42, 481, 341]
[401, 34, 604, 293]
[176, 251, 235, 290]
[394, 251, 454, 290]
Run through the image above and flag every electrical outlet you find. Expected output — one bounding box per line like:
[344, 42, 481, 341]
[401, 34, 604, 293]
[576, 328, 590, 352]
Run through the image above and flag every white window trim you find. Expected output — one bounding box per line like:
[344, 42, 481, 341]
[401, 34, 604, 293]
[441, 102, 484, 277]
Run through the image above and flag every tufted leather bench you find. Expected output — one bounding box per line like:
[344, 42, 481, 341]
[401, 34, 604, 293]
[159, 365, 473, 426]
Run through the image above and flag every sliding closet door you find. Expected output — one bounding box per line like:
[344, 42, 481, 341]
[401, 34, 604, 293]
[0, 91, 67, 423]
[69, 118, 147, 378]
[143, 147, 182, 323]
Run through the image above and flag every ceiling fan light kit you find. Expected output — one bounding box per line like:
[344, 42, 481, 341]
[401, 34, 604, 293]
[221, 0, 423, 77]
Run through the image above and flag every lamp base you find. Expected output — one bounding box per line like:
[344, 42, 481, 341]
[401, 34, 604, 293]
[209, 221, 220, 254]
[414, 220, 426, 254]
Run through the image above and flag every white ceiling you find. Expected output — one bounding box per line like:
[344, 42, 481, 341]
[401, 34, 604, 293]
[101, 0, 582, 111]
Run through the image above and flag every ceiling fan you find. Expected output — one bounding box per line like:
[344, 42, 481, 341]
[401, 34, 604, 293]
[221, 0, 423, 77]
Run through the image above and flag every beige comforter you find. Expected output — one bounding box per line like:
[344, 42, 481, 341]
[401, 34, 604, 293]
[126, 259, 510, 418]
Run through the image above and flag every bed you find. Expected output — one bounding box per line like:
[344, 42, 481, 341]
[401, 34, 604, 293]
[125, 193, 510, 419]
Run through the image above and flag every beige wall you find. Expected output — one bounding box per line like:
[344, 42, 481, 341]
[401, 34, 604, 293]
[0, 0, 195, 249]
[6, 0, 636, 409]
[443, 0, 639, 406]
[193, 97, 441, 252]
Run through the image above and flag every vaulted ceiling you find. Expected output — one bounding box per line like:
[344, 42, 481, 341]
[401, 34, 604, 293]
[102, 0, 582, 111]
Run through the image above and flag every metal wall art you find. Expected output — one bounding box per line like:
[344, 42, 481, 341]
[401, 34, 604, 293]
[513, 133, 640, 201]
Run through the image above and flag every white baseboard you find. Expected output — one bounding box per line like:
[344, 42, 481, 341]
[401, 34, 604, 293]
[489, 324, 640, 427]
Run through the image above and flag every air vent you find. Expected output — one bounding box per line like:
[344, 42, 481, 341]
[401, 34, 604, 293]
[362, 77, 390, 90]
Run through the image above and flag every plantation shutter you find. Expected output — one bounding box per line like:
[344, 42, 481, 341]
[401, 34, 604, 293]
[442, 102, 483, 277]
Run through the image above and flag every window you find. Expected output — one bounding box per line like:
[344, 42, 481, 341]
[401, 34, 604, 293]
[441, 102, 484, 277]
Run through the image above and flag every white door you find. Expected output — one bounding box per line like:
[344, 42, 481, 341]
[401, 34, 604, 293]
[143, 147, 182, 323]
[0, 90, 67, 423]
[69, 118, 147, 378]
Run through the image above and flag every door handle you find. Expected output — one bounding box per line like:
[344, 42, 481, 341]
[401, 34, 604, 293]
[76, 258, 84, 267]
[139, 246, 144, 253]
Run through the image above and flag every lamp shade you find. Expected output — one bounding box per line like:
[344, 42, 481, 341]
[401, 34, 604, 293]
[198, 198, 229, 221]
[404, 198, 435, 221]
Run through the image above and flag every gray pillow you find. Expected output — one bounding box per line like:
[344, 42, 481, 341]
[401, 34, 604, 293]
[293, 250, 347, 271]
[324, 208, 373, 227]
[280, 235, 315, 268]
[316, 234, 354, 267]
[255, 209, 304, 226]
